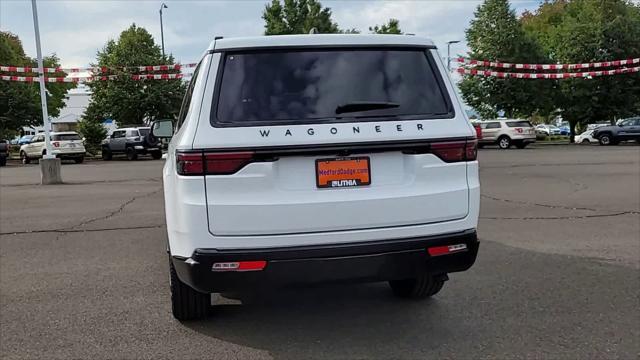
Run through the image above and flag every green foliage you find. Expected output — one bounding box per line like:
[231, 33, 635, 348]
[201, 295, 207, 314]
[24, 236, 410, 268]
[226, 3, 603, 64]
[459, 0, 555, 119]
[77, 118, 107, 154]
[522, 0, 640, 133]
[369, 19, 402, 34]
[262, 0, 340, 34]
[262, 0, 399, 35]
[85, 24, 186, 126]
[0, 31, 75, 135]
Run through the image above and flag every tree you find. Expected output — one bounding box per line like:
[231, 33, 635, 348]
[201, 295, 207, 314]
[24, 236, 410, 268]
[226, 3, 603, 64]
[0, 32, 75, 135]
[84, 24, 186, 127]
[458, 0, 555, 119]
[76, 117, 106, 155]
[263, 0, 340, 35]
[522, 0, 640, 137]
[369, 19, 402, 34]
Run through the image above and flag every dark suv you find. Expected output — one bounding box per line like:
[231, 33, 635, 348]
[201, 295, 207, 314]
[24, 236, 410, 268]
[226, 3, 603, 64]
[593, 117, 640, 145]
[101, 127, 162, 160]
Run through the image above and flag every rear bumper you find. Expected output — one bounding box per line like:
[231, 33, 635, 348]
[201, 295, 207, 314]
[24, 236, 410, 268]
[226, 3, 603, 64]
[172, 229, 479, 293]
[52, 151, 85, 158]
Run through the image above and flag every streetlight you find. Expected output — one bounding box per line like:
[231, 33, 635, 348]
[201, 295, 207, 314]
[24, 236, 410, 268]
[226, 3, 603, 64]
[159, 3, 168, 58]
[31, 0, 61, 184]
[446, 40, 461, 72]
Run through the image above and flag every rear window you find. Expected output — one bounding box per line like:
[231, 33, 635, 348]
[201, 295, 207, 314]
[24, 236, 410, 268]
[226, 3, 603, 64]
[138, 129, 150, 136]
[212, 48, 452, 126]
[481, 122, 501, 129]
[506, 121, 533, 128]
[52, 134, 81, 141]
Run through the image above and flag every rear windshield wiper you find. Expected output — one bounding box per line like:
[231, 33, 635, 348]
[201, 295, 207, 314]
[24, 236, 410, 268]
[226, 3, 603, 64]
[335, 101, 400, 114]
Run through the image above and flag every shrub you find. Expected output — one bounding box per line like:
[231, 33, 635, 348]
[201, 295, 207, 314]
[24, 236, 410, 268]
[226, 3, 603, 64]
[77, 119, 107, 155]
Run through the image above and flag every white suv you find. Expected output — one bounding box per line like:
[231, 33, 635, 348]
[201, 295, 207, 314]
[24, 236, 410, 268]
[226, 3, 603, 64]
[478, 119, 536, 149]
[20, 131, 86, 164]
[152, 34, 480, 320]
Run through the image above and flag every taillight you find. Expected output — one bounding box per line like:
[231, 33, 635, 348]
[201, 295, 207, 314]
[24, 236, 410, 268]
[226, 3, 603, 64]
[465, 139, 478, 161]
[430, 139, 477, 162]
[52, 142, 60, 148]
[474, 125, 483, 139]
[428, 244, 468, 257]
[176, 151, 256, 175]
[204, 152, 255, 175]
[176, 153, 204, 175]
[212, 261, 267, 272]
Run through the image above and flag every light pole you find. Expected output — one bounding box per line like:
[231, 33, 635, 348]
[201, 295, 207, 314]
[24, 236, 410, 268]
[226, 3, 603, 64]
[446, 40, 461, 72]
[159, 3, 168, 58]
[31, 0, 61, 184]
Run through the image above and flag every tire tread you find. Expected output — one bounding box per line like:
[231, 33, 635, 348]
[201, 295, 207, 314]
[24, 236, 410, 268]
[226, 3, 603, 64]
[170, 260, 209, 320]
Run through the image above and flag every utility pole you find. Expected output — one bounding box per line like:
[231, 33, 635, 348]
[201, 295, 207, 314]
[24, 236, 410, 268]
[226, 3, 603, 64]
[446, 40, 461, 72]
[32, 0, 62, 184]
[159, 3, 168, 58]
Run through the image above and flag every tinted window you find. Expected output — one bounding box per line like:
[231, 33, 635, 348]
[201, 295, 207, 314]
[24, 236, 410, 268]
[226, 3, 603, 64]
[620, 118, 640, 126]
[33, 135, 44, 142]
[112, 131, 125, 138]
[138, 129, 150, 136]
[482, 122, 501, 129]
[506, 121, 533, 128]
[52, 134, 81, 141]
[214, 48, 451, 126]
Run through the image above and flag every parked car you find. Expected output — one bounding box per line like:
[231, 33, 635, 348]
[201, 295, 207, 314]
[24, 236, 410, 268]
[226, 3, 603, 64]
[152, 34, 480, 320]
[478, 119, 536, 149]
[19, 132, 86, 164]
[535, 124, 561, 136]
[559, 126, 570, 136]
[592, 117, 640, 145]
[101, 127, 162, 160]
[17, 135, 34, 145]
[574, 130, 597, 144]
[0, 139, 9, 167]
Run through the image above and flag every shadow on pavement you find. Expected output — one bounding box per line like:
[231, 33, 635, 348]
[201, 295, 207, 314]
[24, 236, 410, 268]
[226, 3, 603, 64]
[184, 283, 453, 358]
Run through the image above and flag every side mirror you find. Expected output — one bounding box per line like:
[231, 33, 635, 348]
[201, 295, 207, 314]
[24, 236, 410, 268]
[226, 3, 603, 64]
[151, 119, 174, 138]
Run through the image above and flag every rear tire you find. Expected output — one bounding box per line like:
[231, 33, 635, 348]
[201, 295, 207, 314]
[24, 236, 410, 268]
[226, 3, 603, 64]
[169, 259, 210, 321]
[126, 147, 138, 161]
[21, 151, 30, 164]
[498, 136, 511, 149]
[389, 272, 448, 299]
[581, 139, 590, 144]
[101, 147, 112, 161]
[599, 133, 613, 146]
[151, 151, 162, 160]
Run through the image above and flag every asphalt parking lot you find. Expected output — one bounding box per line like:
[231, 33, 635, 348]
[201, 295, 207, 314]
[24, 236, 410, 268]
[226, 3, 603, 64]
[1, 145, 639, 359]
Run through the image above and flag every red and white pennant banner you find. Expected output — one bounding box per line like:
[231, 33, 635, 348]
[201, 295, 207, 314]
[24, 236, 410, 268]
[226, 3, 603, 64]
[0, 63, 197, 74]
[1, 73, 188, 83]
[457, 66, 640, 79]
[457, 57, 640, 70]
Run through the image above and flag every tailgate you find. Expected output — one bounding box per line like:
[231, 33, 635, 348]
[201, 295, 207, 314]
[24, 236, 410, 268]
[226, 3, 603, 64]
[204, 142, 471, 236]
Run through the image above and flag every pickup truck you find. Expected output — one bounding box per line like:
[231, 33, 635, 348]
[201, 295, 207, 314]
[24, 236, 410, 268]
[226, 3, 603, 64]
[593, 117, 640, 145]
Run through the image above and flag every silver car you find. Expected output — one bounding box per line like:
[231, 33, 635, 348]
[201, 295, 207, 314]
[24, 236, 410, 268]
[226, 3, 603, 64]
[478, 119, 536, 149]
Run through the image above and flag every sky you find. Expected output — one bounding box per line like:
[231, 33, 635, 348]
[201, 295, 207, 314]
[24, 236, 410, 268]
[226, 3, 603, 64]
[1, 0, 544, 68]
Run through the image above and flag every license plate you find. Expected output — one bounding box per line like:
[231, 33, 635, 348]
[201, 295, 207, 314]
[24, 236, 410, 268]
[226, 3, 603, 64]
[69, 143, 76, 148]
[315, 157, 371, 188]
